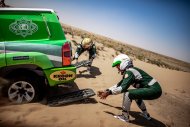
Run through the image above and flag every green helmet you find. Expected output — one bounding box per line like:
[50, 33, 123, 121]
[112, 54, 133, 71]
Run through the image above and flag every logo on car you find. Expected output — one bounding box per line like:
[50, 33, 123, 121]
[9, 18, 38, 37]
[50, 70, 76, 81]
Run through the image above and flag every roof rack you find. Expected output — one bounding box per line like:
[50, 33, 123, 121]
[0, 8, 55, 13]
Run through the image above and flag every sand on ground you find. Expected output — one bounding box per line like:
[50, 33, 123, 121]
[0, 35, 189, 127]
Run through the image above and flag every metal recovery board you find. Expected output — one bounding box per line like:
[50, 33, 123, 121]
[73, 60, 92, 68]
[47, 88, 96, 106]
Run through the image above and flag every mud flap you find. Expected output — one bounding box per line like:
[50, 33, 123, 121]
[47, 88, 96, 106]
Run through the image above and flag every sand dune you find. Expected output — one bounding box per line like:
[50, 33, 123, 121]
[0, 34, 190, 127]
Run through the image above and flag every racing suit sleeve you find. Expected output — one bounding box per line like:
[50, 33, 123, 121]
[73, 45, 84, 59]
[108, 71, 135, 95]
[89, 44, 96, 60]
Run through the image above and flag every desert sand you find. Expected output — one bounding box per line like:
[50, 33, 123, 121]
[0, 34, 190, 127]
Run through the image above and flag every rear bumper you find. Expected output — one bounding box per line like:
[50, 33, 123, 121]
[44, 65, 76, 86]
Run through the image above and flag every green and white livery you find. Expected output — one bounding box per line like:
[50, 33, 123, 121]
[9, 17, 38, 37]
[0, 8, 77, 104]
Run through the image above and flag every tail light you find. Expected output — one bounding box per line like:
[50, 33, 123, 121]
[62, 42, 71, 66]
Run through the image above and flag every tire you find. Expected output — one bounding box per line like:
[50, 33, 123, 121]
[7, 76, 40, 104]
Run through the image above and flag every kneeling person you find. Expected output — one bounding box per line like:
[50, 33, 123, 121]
[98, 54, 162, 122]
[73, 37, 96, 72]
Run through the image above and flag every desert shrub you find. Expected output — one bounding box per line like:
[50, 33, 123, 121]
[118, 47, 124, 53]
[71, 40, 78, 46]
[61, 23, 190, 72]
[115, 51, 119, 56]
[137, 55, 145, 61]
[97, 46, 104, 51]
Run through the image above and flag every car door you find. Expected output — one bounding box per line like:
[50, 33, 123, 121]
[0, 41, 6, 67]
[0, 16, 6, 67]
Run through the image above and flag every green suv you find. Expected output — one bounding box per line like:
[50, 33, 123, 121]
[0, 8, 95, 105]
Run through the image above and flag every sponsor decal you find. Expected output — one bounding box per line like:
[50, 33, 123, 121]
[50, 70, 75, 81]
[13, 56, 29, 60]
[9, 18, 38, 37]
[125, 73, 129, 78]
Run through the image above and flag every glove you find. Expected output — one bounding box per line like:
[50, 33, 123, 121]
[91, 54, 96, 59]
[72, 56, 78, 62]
[97, 90, 110, 99]
[97, 90, 104, 97]
[74, 53, 79, 60]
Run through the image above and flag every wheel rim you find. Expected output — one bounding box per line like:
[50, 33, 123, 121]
[8, 81, 35, 103]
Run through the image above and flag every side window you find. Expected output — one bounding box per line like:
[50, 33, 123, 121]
[0, 12, 49, 41]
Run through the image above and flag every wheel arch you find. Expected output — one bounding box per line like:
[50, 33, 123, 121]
[1, 64, 47, 102]
[0, 64, 48, 89]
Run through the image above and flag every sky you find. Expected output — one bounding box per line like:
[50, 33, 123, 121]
[5, 0, 190, 63]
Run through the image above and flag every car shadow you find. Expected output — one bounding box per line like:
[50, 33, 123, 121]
[41, 82, 97, 106]
[49, 98, 98, 107]
[46, 82, 80, 96]
[100, 101, 166, 127]
[0, 81, 97, 107]
[77, 66, 102, 78]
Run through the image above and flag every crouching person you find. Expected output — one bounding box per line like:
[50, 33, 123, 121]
[73, 37, 96, 72]
[97, 54, 162, 122]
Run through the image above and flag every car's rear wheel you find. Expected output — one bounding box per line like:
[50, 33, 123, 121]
[7, 76, 40, 104]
